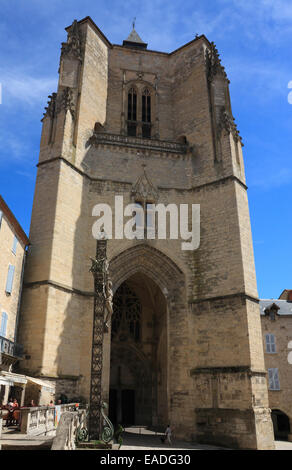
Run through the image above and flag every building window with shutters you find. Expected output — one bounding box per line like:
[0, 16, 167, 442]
[268, 368, 280, 390]
[0, 312, 8, 338]
[5, 264, 15, 294]
[12, 235, 18, 255]
[265, 334, 276, 353]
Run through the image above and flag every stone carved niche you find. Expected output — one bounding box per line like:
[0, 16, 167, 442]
[131, 166, 158, 204]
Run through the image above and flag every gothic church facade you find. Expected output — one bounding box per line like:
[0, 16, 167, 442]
[17, 17, 274, 449]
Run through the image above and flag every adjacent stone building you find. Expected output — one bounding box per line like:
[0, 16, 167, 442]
[0, 195, 28, 404]
[17, 17, 275, 448]
[260, 290, 292, 441]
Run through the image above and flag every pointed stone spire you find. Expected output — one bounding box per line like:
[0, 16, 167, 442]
[123, 20, 147, 49]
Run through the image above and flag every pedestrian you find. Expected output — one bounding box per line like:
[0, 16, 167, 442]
[165, 424, 172, 446]
[12, 398, 19, 409]
[7, 397, 13, 407]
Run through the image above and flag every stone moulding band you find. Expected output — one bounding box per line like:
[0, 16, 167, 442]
[37, 155, 248, 192]
[24, 279, 94, 297]
[23, 280, 258, 309]
[189, 292, 259, 305]
[190, 366, 267, 376]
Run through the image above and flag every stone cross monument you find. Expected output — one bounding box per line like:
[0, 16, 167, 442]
[89, 232, 113, 441]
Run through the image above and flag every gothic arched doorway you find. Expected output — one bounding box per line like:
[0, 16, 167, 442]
[109, 272, 168, 427]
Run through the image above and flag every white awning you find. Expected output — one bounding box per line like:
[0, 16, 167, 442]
[0, 377, 14, 386]
[26, 376, 55, 393]
[1, 371, 27, 385]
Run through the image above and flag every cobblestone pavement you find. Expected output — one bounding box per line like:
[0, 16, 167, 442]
[1, 425, 292, 450]
[121, 427, 292, 451]
[121, 427, 227, 450]
[0, 427, 54, 449]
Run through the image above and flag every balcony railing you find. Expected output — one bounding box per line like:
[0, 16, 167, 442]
[0, 336, 23, 358]
[89, 131, 188, 154]
[19, 404, 81, 436]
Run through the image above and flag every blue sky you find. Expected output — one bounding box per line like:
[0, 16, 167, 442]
[0, 0, 291, 298]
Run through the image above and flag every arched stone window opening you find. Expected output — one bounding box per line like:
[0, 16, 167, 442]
[127, 87, 137, 137]
[142, 88, 151, 138]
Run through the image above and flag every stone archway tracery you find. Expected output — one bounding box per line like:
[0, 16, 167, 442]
[109, 244, 185, 301]
[108, 244, 186, 427]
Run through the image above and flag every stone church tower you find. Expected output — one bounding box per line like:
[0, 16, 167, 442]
[18, 17, 274, 449]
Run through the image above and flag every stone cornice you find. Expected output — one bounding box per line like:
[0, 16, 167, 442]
[88, 132, 188, 155]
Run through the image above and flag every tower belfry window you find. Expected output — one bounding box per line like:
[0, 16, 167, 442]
[127, 88, 137, 136]
[142, 88, 151, 138]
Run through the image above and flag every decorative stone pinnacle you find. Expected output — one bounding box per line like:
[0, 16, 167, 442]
[219, 107, 243, 145]
[61, 19, 83, 61]
[206, 41, 228, 83]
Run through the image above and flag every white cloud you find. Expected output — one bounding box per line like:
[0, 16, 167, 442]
[0, 69, 57, 107]
[249, 167, 292, 190]
[218, 0, 292, 43]
[0, 129, 37, 163]
[16, 170, 36, 180]
[224, 56, 291, 106]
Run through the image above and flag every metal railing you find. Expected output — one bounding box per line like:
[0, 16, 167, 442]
[0, 335, 23, 358]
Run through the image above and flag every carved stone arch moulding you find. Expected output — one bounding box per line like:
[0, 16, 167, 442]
[125, 79, 156, 92]
[109, 244, 185, 304]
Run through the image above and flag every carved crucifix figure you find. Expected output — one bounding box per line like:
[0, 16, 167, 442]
[104, 280, 113, 332]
